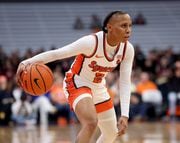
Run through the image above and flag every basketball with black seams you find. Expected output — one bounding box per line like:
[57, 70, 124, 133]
[19, 63, 54, 96]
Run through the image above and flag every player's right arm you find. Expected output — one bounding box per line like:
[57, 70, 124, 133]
[23, 35, 96, 64]
[16, 35, 96, 83]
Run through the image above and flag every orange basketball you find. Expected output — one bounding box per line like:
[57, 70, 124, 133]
[20, 63, 54, 96]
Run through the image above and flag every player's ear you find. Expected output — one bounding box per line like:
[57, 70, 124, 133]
[106, 23, 112, 32]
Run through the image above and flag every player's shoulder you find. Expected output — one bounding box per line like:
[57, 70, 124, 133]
[126, 41, 134, 49]
[79, 33, 96, 42]
[81, 31, 103, 42]
[82, 31, 102, 39]
[89, 31, 103, 38]
[126, 41, 134, 52]
[95, 31, 103, 36]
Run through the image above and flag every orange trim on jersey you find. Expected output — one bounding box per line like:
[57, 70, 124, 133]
[85, 34, 98, 58]
[103, 32, 120, 61]
[71, 34, 98, 74]
[71, 54, 84, 74]
[95, 98, 113, 113]
[64, 72, 92, 109]
[122, 42, 127, 60]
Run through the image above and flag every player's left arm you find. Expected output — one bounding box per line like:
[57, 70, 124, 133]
[117, 42, 134, 136]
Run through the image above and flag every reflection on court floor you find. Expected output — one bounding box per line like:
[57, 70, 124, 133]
[0, 122, 179, 143]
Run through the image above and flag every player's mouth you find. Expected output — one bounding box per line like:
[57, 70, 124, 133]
[124, 36, 130, 40]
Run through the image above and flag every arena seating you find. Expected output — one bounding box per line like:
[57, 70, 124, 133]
[0, 1, 179, 54]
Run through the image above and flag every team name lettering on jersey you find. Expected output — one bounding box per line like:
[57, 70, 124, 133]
[88, 61, 114, 72]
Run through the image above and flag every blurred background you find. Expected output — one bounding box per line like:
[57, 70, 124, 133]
[0, 0, 179, 143]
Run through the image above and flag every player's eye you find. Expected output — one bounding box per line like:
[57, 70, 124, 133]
[121, 24, 127, 28]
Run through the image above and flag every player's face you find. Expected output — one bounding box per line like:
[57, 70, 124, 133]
[107, 14, 132, 43]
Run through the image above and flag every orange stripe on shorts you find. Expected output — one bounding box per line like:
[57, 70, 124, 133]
[64, 72, 92, 109]
[95, 98, 113, 113]
[68, 87, 92, 109]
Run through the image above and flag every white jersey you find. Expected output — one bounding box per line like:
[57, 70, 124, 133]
[70, 32, 127, 86]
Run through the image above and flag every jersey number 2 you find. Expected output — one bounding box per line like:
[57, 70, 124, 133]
[93, 72, 105, 83]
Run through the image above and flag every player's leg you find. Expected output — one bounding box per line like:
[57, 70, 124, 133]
[74, 95, 98, 143]
[93, 92, 118, 143]
[63, 72, 98, 143]
[96, 108, 118, 143]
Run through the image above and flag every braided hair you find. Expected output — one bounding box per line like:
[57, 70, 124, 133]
[102, 11, 128, 33]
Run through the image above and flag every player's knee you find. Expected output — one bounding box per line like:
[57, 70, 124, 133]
[97, 125, 118, 143]
[86, 119, 98, 131]
[108, 129, 117, 138]
[83, 117, 98, 132]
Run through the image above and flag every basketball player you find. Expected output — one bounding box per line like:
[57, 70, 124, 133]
[16, 11, 134, 143]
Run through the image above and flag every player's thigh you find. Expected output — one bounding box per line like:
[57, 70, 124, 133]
[75, 96, 98, 125]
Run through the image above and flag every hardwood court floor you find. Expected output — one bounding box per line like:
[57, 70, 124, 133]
[0, 121, 179, 143]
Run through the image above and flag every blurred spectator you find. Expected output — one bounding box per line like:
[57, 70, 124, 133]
[89, 14, 101, 33]
[129, 92, 149, 122]
[129, 70, 149, 121]
[0, 75, 14, 126]
[136, 72, 162, 120]
[23, 48, 34, 60]
[11, 93, 36, 126]
[4, 59, 15, 81]
[136, 72, 157, 95]
[157, 58, 176, 120]
[73, 16, 84, 30]
[143, 49, 158, 77]
[133, 12, 147, 25]
[163, 46, 177, 65]
[31, 93, 56, 126]
[166, 60, 180, 119]
[0, 46, 8, 75]
[134, 45, 145, 70]
[156, 56, 172, 85]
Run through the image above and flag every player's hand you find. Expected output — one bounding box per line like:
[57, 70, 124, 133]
[16, 60, 43, 87]
[117, 116, 128, 136]
[16, 62, 29, 87]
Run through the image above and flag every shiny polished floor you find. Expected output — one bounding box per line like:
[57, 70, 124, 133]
[0, 121, 179, 143]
